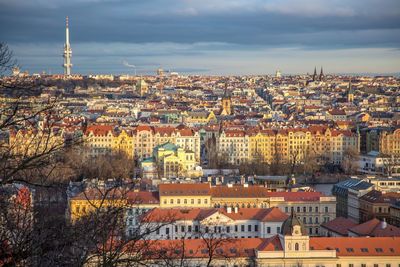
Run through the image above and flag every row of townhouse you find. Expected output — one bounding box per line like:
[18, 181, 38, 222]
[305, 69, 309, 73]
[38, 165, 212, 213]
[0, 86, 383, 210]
[213, 126, 360, 165]
[83, 124, 201, 161]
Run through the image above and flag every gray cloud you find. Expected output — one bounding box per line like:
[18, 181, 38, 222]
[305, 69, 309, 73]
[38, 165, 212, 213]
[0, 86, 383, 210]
[1, 0, 399, 74]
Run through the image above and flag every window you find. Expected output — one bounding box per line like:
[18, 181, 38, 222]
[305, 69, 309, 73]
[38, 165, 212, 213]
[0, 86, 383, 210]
[285, 207, 289, 213]
[277, 227, 280, 233]
[361, 248, 368, 252]
[346, 248, 354, 252]
[361, 264, 366, 267]
[376, 248, 383, 253]
[303, 207, 306, 212]
[315, 217, 319, 224]
[309, 228, 313, 234]
[255, 225, 258, 232]
[267, 227, 271, 234]
[195, 225, 199, 232]
[297, 207, 300, 212]
[197, 199, 201, 204]
[309, 206, 312, 212]
[191, 199, 194, 204]
[315, 207, 319, 212]
[170, 199, 174, 204]
[204, 199, 208, 204]
[166, 227, 169, 235]
[241, 225, 245, 232]
[349, 264, 354, 267]
[184, 199, 187, 204]
[188, 226, 192, 232]
[177, 199, 180, 204]
[325, 206, 329, 212]
[248, 225, 252, 231]
[226, 226, 230, 233]
[386, 264, 391, 267]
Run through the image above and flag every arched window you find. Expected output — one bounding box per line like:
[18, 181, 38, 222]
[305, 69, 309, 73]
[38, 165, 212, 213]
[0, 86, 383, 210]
[295, 243, 299, 251]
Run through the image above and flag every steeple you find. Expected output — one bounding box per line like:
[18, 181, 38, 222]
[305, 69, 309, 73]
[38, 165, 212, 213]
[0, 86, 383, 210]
[221, 82, 232, 116]
[348, 78, 354, 102]
[63, 16, 72, 76]
[319, 66, 324, 81]
[312, 66, 317, 81]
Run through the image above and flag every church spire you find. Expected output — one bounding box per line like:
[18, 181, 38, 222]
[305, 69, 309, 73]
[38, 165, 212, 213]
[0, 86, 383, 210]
[312, 66, 317, 81]
[319, 66, 324, 81]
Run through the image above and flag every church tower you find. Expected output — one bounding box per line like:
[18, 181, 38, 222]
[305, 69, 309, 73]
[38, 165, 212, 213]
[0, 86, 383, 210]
[221, 83, 232, 116]
[63, 16, 72, 76]
[279, 210, 310, 253]
[312, 67, 317, 81]
[319, 66, 324, 81]
[348, 79, 354, 103]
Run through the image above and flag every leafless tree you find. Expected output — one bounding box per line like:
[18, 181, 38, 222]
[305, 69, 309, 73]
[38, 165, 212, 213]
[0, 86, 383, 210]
[341, 147, 359, 175]
[381, 154, 400, 176]
[0, 42, 16, 74]
[195, 218, 235, 267]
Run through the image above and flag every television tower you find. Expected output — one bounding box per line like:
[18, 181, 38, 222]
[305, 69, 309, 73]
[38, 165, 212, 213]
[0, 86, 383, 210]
[63, 16, 72, 75]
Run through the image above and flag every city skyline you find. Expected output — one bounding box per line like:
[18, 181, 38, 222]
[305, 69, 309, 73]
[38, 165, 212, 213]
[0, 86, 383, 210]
[0, 0, 399, 75]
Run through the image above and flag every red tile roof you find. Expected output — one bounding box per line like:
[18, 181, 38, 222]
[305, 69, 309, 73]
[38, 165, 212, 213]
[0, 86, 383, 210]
[159, 183, 211, 197]
[211, 185, 269, 198]
[85, 125, 114, 136]
[310, 237, 400, 256]
[267, 191, 324, 202]
[126, 191, 160, 205]
[141, 207, 288, 223]
[349, 218, 400, 237]
[320, 217, 357, 236]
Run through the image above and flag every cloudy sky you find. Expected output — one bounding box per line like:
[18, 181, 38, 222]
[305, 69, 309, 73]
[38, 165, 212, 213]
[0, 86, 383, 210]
[1, 0, 399, 75]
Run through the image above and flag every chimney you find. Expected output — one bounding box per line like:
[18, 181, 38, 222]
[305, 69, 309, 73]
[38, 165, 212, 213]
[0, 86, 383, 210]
[227, 207, 232, 214]
[381, 218, 387, 229]
[234, 206, 238, 213]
